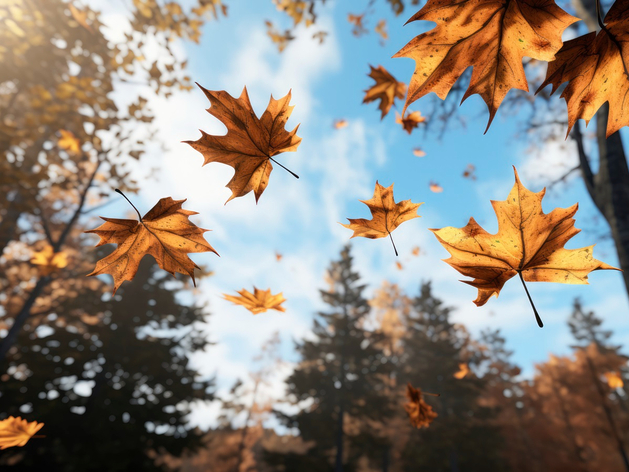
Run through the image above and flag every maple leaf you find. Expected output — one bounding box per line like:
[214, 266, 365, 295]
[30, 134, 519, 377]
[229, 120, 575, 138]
[265, 20, 295, 52]
[412, 147, 426, 157]
[463, 164, 477, 180]
[375, 19, 388, 41]
[30, 245, 69, 276]
[342, 181, 422, 256]
[275, 252, 283, 262]
[223, 287, 286, 314]
[396, 261, 404, 270]
[333, 119, 348, 129]
[454, 362, 470, 379]
[348, 13, 367, 36]
[86, 192, 218, 294]
[58, 129, 81, 153]
[69, 3, 93, 33]
[537, 1, 629, 137]
[604, 371, 624, 389]
[394, 0, 578, 131]
[185, 83, 302, 203]
[396, 110, 425, 134]
[429, 181, 443, 193]
[363, 65, 406, 119]
[404, 383, 437, 429]
[0, 417, 44, 450]
[411, 245, 420, 256]
[431, 167, 619, 327]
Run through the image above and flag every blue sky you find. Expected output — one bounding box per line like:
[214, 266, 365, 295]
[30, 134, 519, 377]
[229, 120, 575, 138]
[91, 0, 629, 428]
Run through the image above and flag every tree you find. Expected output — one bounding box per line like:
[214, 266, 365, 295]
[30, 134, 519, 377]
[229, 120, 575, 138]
[269, 245, 392, 472]
[397, 282, 508, 472]
[0, 256, 214, 471]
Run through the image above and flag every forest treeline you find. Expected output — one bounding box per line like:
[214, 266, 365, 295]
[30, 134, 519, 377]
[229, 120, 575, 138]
[2, 246, 628, 471]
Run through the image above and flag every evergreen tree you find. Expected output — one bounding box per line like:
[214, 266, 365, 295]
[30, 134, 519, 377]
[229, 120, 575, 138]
[0, 257, 214, 471]
[568, 298, 615, 350]
[398, 282, 508, 472]
[267, 246, 391, 471]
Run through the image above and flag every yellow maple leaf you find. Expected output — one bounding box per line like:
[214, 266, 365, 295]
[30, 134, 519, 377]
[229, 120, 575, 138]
[86, 193, 218, 294]
[185, 84, 302, 203]
[58, 129, 81, 153]
[396, 111, 425, 134]
[223, 287, 286, 314]
[0, 417, 44, 450]
[431, 167, 619, 326]
[30, 245, 68, 276]
[394, 0, 578, 131]
[342, 181, 422, 256]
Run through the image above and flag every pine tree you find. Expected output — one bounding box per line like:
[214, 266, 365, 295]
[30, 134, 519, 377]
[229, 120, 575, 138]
[267, 246, 392, 471]
[568, 298, 615, 350]
[398, 282, 508, 472]
[0, 257, 214, 471]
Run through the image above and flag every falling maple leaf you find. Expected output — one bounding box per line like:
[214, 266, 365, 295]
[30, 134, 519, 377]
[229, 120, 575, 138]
[30, 245, 69, 276]
[395, 261, 403, 270]
[375, 19, 388, 41]
[537, 1, 629, 137]
[275, 252, 283, 262]
[265, 20, 295, 52]
[396, 111, 425, 134]
[404, 383, 437, 429]
[348, 13, 367, 36]
[312, 31, 328, 44]
[341, 181, 422, 256]
[223, 287, 286, 314]
[394, 0, 578, 131]
[68, 3, 93, 33]
[86, 193, 218, 294]
[604, 371, 624, 389]
[463, 164, 476, 180]
[454, 362, 470, 379]
[0, 417, 44, 450]
[412, 147, 426, 157]
[58, 129, 81, 153]
[363, 65, 406, 119]
[411, 246, 420, 256]
[429, 181, 443, 193]
[185, 83, 302, 203]
[333, 119, 348, 129]
[430, 167, 619, 327]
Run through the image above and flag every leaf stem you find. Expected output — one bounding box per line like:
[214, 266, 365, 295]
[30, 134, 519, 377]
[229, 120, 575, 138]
[388, 232, 398, 257]
[518, 272, 543, 328]
[269, 157, 299, 179]
[115, 189, 142, 220]
[595, 0, 605, 30]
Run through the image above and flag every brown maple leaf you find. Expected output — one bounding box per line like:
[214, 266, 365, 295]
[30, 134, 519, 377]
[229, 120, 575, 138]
[363, 65, 406, 119]
[348, 13, 368, 36]
[68, 3, 93, 33]
[375, 19, 388, 41]
[223, 287, 286, 314]
[404, 383, 437, 429]
[0, 417, 44, 450]
[394, 0, 578, 131]
[342, 181, 422, 256]
[537, 1, 629, 137]
[396, 110, 425, 134]
[431, 167, 619, 326]
[185, 83, 301, 203]
[463, 164, 477, 180]
[86, 193, 218, 294]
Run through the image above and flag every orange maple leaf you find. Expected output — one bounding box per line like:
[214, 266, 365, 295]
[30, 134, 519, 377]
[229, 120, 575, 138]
[429, 181, 443, 193]
[454, 362, 470, 379]
[604, 371, 624, 389]
[185, 84, 301, 203]
[396, 111, 425, 134]
[0, 417, 43, 450]
[363, 65, 406, 119]
[58, 129, 81, 153]
[375, 19, 388, 41]
[68, 3, 93, 33]
[342, 181, 422, 256]
[86, 194, 218, 294]
[404, 383, 437, 429]
[431, 167, 619, 326]
[223, 287, 286, 314]
[394, 0, 578, 131]
[333, 119, 348, 129]
[412, 147, 426, 157]
[30, 245, 69, 276]
[537, 1, 629, 137]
